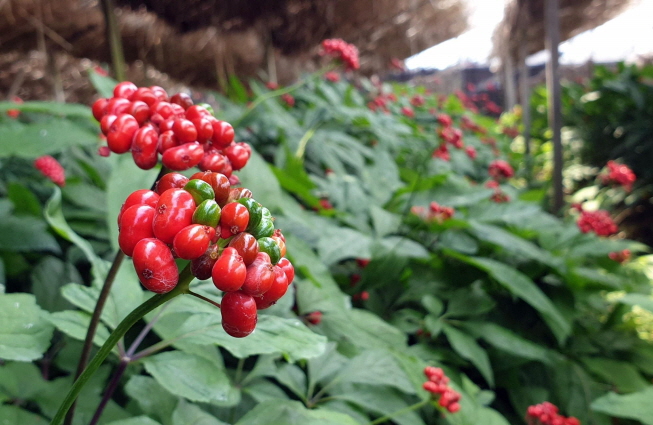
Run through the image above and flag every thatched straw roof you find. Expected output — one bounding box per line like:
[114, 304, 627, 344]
[493, 0, 633, 62]
[0, 0, 467, 90]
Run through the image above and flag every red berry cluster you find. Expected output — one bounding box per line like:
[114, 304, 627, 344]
[422, 366, 461, 413]
[401, 106, 415, 118]
[410, 95, 425, 107]
[609, 249, 631, 263]
[34, 155, 66, 187]
[502, 126, 520, 138]
[92, 82, 250, 176]
[576, 209, 618, 236]
[411, 202, 454, 223]
[320, 39, 360, 71]
[460, 116, 487, 135]
[439, 127, 464, 149]
[6, 95, 22, 119]
[118, 171, 295, 338]
[325, 71, 341, 82]
[490, 190, 510, 203]
[488, 159, 514, 181]
[526, 402, 580, 425]
[281, 93, 295, 107]
[465, 145, 477, 160]
[600, 160, 636, 192]
[367, 93, 397, 113]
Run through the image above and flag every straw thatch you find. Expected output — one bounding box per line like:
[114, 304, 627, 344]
[0, 0, 467, 92]
[494, 0, 633, 63]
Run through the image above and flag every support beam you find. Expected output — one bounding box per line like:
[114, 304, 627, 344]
[545, 0, 564, 213]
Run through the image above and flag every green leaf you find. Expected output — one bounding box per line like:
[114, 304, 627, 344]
[582, 358, 650, 393]
[618, 293, 653, 313]
[0, 214, 60, 253]
[0, 405, 48, 425]
[457, 256, 571, 344]
[335, 384, 424, 425]
[591, 387, 653, 424]
[48, 310, 110, 347]
[439, 229, 479, 255]
[0, 101, 94, 118]
[333, 349, 415, 394]
[465, 322, 551, 364]
[446, 284, 495, 317]
[370, 205, 401, 238]
[421, 295, 443, 316]
[0, 117, 97, 158]
[0, 293, 54, 361]
[172, 400, 230, 425]
[235, 400, 360, 425]
[143, 351, 237, 406]
[7, 182, 42, 216]
[0, 362, 48, 399]
[88, 68, 117, 97]
[31, 256, 77, 312]
[317, 227, 372, 265]
[105, 417, 162, 425]
[124, 376, 178, 425]
[319, 309, 406, 354]
[443, 325, 494, 387]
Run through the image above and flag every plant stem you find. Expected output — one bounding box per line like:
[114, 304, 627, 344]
[188, 290, 221, 308]
[99, 0, 126, 82]
[88, 358, 129, 425]
[295, 125, 319, 160]
[234, 357, 245, 385]
[51, 266, 194, 425]
[125, 303, 168, 357]
[367, 399, 430, 425]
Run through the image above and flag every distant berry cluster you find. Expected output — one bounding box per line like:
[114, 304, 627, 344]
[320, 39, 360, 71]
[577, 209, 618, 236]
[600, 160, 635, 192]
[526, 402, 580, 425]
[422, 367, 461, 413]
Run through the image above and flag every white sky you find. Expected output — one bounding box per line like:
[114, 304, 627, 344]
[405, 0, 653, 70]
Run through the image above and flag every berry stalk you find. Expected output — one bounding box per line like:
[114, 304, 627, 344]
[51, 265, 194, 425]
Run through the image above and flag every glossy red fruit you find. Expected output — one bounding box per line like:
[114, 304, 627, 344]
[190, 171, 231, 206]
[106, 97, 131, 115]
[212, 247, 246, 292]
[131, 125, 159, 170]
[162, 142, 204, 170]
[152, 188, 196, 244]
[118, 189, 160, 224]
[170, 103, 186, 118]
[132, 238, 178, 293]
[130, 87, 158, 106]
[107, 114, 139, 154]
[154, 173, 189, 195]
[113, 81, 138, 99]
[172, 118, 198, 144]
[173, 224, 214, 260]
[228, 232, 258, 265]
[211, 120, 235, 147]
[191, 244, 220, 280]
[150, 86, 169, 102]
[198, 150, 228, 174]
[220, 202, 249, 235]
[240, 252, 274, 296]
[157, 130, 179, 153]
[220, 291, 257, 338]
[152, 102, 174, 120]
[254, 265, 289, 309]
[100, 114, 117, 135]
[277, 257, 295, 284]
[170, 92, 194, 110]
[185, 105, 210, 122]
[271, 235, 287, 257]
[191, 117, 213, 143]
[118, 205, 156, 256]
[129, 100, 151, 125]
[92, 98, 108, 121]
[224, 143, 250, 171]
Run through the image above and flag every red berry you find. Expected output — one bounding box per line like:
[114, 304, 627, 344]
[129, 100, 151, 125]
[447, 403, 460, 413]
[173, 224, 214, 260]
[34, 155, 66, 187]
[212, 247, 247, 292]
[132, 238, 178, 293]
[100, 114, 117, 135]
[199, 151, 231, 176]
[172, 118, 198, 144]
[277, 257, 294, 284]
[131, 125, 159, 170]
[190, 171, 231, 206]
[228, 232, 259, 266]
[152, 102, 174, 120]
[210, 120, 234, 147]
[220, 291, 257, 338]
[305, 311, 322, 325]
[170, 92, 194, 110]
[152, 188, 196, 244]
[154, 173, 189, 195]
[191, 244, 220, 280]
[254, 265, 289, 309]
[118, 189, 160, 224]
[98, 146, 111, 157]
[118, 205, 156, 256]
[224, 143, 250, 171]
[107, 114, 139, 154]
[220, 202, 249, 234]
[157, 130, 179, 153]
[130, 87, 158, 106]
[92, 98, 108, 121]
[150, 86, 169, 102]
[113, 81, 138, 99]
[162, 142, 204, 171]
[191, 117, 214, 143]
[106, 97, 131, 115]
[240, 252, 274, 296]
[185, 105, 211, 122]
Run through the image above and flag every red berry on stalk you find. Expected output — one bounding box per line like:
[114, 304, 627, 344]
[113, 81, 138, 99]
[212, 247, 247, 292]
[173, 224, 214, 260]
[221, 291, 257, 338]
[152, 102, 174, 120]
[92, 98, 108, 121]
[190, 171, 230, 206]
[162, 142, 204, 170]
[131, 125, 159, 170]
[152, 188, 196, 244]
[170, 92, 194, 110]
[305, 311, 322, 325]
[172, 118, 198, 144]
[220, 202, 249, 235]
[106, 97, 131, 115]
[150, 86, 169, 102]
[107, 114, 139, 154]
[100, 114, 117, 135]
[132, 238, 178, 293]
[129, 100, 151, 125]
[185, 105, 211, 122]
[277, 257, 294, 284]
[154, 173, 189, 195]
[118, 189, 160, 225]
[34, 155, 66, 187]
[228, 232, 259, 266]
[157, 130, 179, 153]
[191, 117, 214, 143]
[130, 87, 158, 106]
[224, 143, 250, 171]
[191, 244, 220, 280]
[210, 120, 235, 148]
[198, 150, 230, 174]
[118, 205, 156, 256]
[254, 265, 289, 309]
[240, 252, 274, 296]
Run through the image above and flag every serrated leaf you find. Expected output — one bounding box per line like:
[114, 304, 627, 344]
[0, 214, 60, 253]
[0, 405, 48, 425]
[465, 322, 551, 363]
[421, 294, 443, 316]
[443, 325, 493, 387]
[235, 400, 360, 425]
[31, 256, 77, 312]
[0, 293, 54, 361]
[317, 227, 372, 265]
[88, 69, 117, 97]
[125, 376, 177, 425]
[0, 362, 48, 399]
[333, 349, 415, 394]
[105, 417, 162, 425]
[48, 310, 110, 347]
[143, 351, 237, 406]
[591, 387, 653, 424]
[336, 384, 424, 425]
[582, 358, 649, 393]
[172, 400, 229, 425]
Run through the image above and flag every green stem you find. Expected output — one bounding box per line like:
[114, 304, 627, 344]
[234, 358, 245, 385]
[367, 399, 430, 425]
[233, 63, 336, 126]
[295, 125, 319, 160]
[188, 290, 221, 309]
[50, 266, 194, 425]
[99, 0, 126, 82]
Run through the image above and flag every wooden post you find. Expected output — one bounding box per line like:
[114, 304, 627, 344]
[519, 40, 532, 182]
[545, 0, 564, 213]
[504, 54, 517, 109]
[100, 0, 126, 82]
